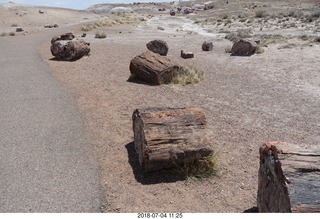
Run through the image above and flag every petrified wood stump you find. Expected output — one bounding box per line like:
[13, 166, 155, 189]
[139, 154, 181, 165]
[258, 142, 320, 212]
[146, 39, 169, 56]
[132, 107, 214, 172]
[129, 50, 181, 85]
[231, 39, 257, 56]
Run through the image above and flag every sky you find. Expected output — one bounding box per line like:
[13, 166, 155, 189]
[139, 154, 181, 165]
[0, 0, 176, 10]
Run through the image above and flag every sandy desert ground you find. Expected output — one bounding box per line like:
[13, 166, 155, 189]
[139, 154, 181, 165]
[1, 0, 320, 213]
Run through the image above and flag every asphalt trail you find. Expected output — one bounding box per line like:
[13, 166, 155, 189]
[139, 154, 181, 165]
[0, 32, 105, 212]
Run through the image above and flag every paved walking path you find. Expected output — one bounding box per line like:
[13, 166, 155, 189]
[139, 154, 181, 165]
[0, 32, 105, 212]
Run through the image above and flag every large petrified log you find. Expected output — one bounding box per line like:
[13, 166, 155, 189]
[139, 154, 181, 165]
[231, 39, 257, 56]
[129, 50, 181, 85]
[258, 142, 320, 212]
[132, 107, 214, 172]
[50, 39, 90, 61]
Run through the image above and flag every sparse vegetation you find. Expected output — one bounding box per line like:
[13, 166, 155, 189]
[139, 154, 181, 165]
[9, 32, 15, 36]
[1, 32, 7, 37]
[225, 29, 253, 42]
[11, 24, 18, 27]
[255, 10, 267, 18]
[174, 153, 219, 179]
[95, 31, 107, 39]
[171, 66, 204, 86]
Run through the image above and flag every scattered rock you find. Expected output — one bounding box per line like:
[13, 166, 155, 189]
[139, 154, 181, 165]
[16, 27, 23, 32]
[181, 50, 194, 59]
[158, 26, 164, 31]
[231, 39, 257, 56]
[44, 24, 59, 28]
[315, 37, 320, 43]
[39, 10, 44, 14]
[202, 41, 213, 51]
[81, 33, 87, 38]
[146, 39, 169, 56]
[170, 10, 175, 16]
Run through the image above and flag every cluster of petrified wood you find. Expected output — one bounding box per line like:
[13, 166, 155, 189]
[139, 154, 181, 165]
[49, 33, 318, 213]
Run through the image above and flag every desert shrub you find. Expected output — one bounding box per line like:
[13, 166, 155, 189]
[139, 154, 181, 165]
[9, 32, 15, 36]
[11, 24, 18, 27]
[95, 31, 107, 39]
[81, 24, 94, 31]
[1, 32, 7, 36]
[225, 46, 232, 53]
[174, 153, 219, 179]
[225, 28, 252, 42]
[224, 19, 232, 26]
[255, 46, 265, 54]
[255, 10, 267, 18]
[239, 18, 247, 22]
[222, 14, 228, 19]
[171, 66, 204, 86]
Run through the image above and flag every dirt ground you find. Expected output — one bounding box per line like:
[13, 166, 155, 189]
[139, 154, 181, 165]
[2, 0, 319, 213]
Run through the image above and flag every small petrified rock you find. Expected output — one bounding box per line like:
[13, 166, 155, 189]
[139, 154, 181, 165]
[16, 27, 23, 32]
[146, 39, 169, 56]
[202, 41, 213, 51]
[181, 50, 194, 59]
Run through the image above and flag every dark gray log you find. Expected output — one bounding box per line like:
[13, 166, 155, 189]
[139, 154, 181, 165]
[258, 142, 320, 213]
[132, 107, 214, 172]
[202, 41, 213, 51]
[231, 39, 257, 56]
[129, 50, 181, 85]
[50, 40, 90, 61]
[146, 39, 169, 56]
[181, 50, 194, 59]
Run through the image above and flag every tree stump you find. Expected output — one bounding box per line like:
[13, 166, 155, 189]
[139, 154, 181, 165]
[258, 142, 320, 212]
[50, 40, 90, 61]
[202, 41, 213, 51]
[146, 39, 169, 56]
[132, 107, 214, 172]
[181, 50, 194, 59]
[129, 50, 181, 85]
[231, 39, 257, 56]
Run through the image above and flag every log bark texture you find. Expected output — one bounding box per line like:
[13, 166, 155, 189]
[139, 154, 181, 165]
[129, 50, 181, 85]
[132, 107, 214, 172]
[231, 39, 257, 56]
[258, 142, 320, 213]
[50, 40, 90, 61]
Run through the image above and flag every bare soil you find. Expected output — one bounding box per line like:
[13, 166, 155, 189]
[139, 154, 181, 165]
[3, 0, 319, 213]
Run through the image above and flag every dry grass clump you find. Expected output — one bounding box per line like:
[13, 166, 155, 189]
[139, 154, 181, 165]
[225, 29, 253, 42]
[9, 32, 15, 36]
[95, 31, 107, 39]
[1, 32, 7, 37]
[11, 23, 18, 27]
[255, 10, 268, 18]
[171, 66, 204, 86]
[174, 153, 219, 179]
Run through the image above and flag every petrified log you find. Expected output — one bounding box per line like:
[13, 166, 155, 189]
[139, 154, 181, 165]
[146, 39, 169, 56]
[132, 107, 214, 172]
[129, 50, 181, 85]
[258, 142, 320, 212]
[231, 39, 257, 56]
[181, 50, 194, 59]
[202, 41, 213, 51]
[51, 40, 90, 61]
